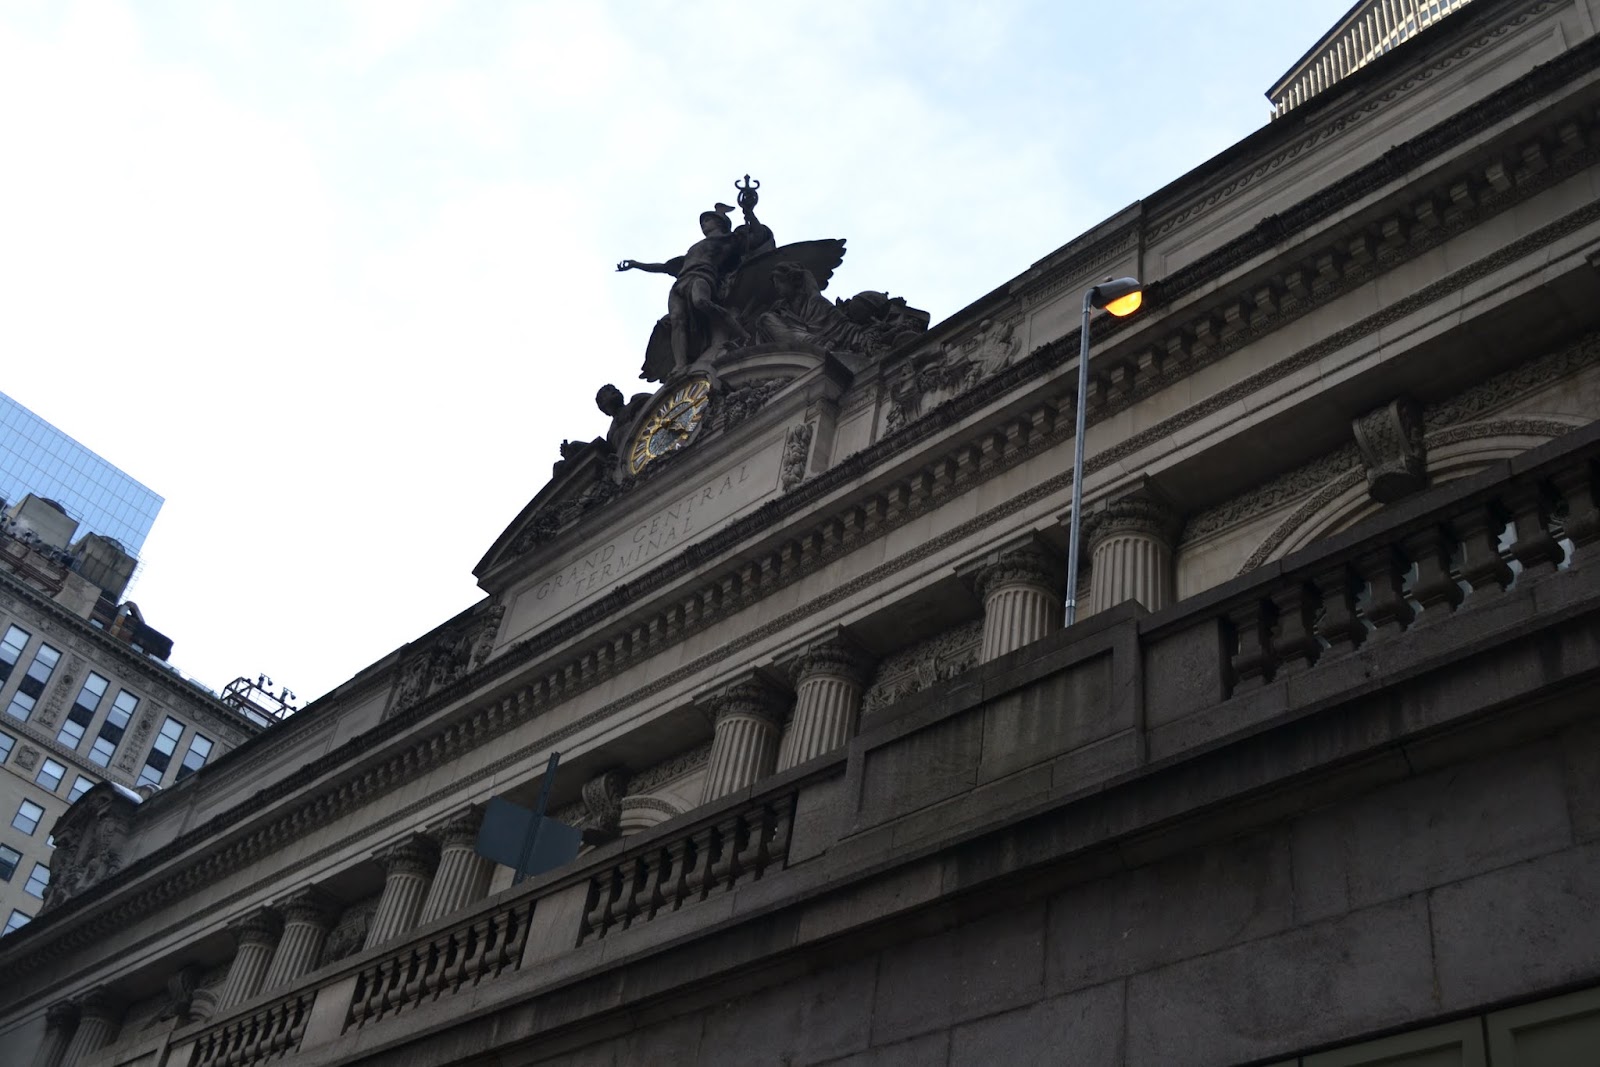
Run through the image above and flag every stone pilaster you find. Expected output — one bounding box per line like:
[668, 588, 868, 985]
[419, 806, 494, 925]
[215, 908, 282, 1011]
[1087, 486, 1181, 615]
[58, 989, 117, 1067]
[363, 835, 440, 949]
[777, 636, 872, 771]
[700, 677, 790, 804]
[975, 545, 1063, 662]
[260, 888, 338, 993]
[28, 1002, 77, 1067]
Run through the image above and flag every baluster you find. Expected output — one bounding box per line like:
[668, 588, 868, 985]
[460, 916, 494, 986]
[503, 901, 533, 974]
[1550, 459, 1600, 555]
[1267, 581, 1321, 674]
[421, 932, 452, 1000]
[682, 827, 715, 902]
[1226, 598, 1275, 692]
[708, 815, 744, 891]
[441, 923, 474, 993]
[374, 956, 401, 1020]
[579, 877, 605, 943]
[736, 806, 769, 882]
[483, 909, 512, 979]
[662, 837, 691, 912]
[1353, 544, 1413, 636]
[1311, 564, 1363, 655]
[264, 1001, 289, 1056]
[1504, 482, 1564, 579]
[1401, 524, 1463, 621]
[767, 797, 794, 869]
[348, 965, 376, 1028]
[624, 852, 660, 926]
[406, 944, 434, 1011]
[1450, 503, 1512, 595]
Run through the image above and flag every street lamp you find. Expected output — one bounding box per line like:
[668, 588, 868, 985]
[1065, 276, 1143, 626]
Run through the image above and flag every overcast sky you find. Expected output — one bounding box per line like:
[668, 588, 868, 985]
[0, 0, 1353, 705]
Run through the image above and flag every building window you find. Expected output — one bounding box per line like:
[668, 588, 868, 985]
[67, 775, 94, 803]
[11, 800, 44, 835]
[3, 642, 59, 721]
[22, 863, 47, 899]
[0, 626, 29, 688]
[0, 730, 13, 764]
[33, 758, 66, 793]
[56, 672, 109, 750]
[3, 909, 29, 935]
[88, 690, 139, 767]
[137, 717, 184, 788]
[176, 733, 213, 781]
[0, 845, 19, 882]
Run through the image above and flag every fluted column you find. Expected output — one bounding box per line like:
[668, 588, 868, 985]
[1087, 486, 1181, 615]
[58, 989, 117, 1067]
[701, 678, 790, 803]
[364, 835, 439, 949]
[215, 908, 282, 1011]
[778, 637, 871, 771]
[419, 806, 494, 924]
[976, 546, 1063, 662]
[28, 1002, 77, 1067]
[260, 888, 338, 992]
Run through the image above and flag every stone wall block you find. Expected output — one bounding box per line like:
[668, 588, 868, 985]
[1290, 741, 1574, 924]
[1046, 829, 1293, 996]
[949, 979, 1125, 1067]
[979, 652, 1112, 784]
[1124, 897, 1435, 1067]
[871, 904, 1045, 1046]
[1430, 840, 1600, 1012]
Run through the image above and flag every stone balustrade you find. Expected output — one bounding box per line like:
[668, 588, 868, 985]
[189, 990, 314, 1067]
[347, 896, 534, 1031]
[1220, 434, 1598, 698]
[579, 789, 796, 943]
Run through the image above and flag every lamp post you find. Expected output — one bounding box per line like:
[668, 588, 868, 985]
[1065, 276, 1143, 626]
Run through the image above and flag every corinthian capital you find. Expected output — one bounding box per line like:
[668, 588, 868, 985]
[375, 834, 440, 878]
[789, 633, 873, 686]
[971, 543, 1063, 601]
[702, 675, 789, 726]
[1085, 481, 1182, 550]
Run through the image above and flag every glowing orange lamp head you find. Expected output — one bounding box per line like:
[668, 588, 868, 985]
[1087, 277, 1143, 317]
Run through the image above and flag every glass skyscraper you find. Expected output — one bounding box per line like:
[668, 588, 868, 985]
[0, 391, 164, 555]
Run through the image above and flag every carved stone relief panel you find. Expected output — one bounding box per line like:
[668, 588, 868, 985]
[859, 618, 983, 717]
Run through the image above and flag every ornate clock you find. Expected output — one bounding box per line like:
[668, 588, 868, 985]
[628, 377, 711, 475]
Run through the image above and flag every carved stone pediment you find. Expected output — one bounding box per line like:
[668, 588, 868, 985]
[42, 782, 139, 913]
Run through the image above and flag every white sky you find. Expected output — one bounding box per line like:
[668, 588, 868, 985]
[0, 0, 1353, 704]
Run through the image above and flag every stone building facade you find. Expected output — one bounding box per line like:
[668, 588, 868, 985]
[4, 1, 1600, 1064]
[0, 529, 259, 941]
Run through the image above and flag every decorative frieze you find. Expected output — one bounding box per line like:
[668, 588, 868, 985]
[860, 620, 982, 717]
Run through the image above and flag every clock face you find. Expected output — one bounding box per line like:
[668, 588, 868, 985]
[629, 377, 711, 475]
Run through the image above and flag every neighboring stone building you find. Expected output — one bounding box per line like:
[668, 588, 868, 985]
[0, 524, 260, 940]
[5, 1, 1600, 1064]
